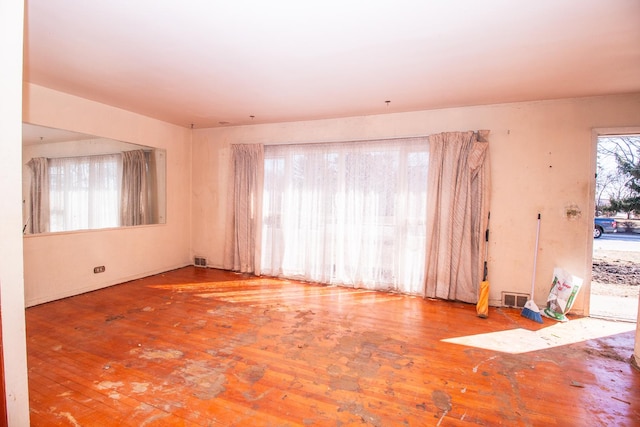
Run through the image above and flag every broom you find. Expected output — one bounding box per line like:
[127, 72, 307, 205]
[476, 212, 490, 318]
[522, 213, 543, 323]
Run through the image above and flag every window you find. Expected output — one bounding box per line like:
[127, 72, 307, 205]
[261, 138, 429, 293]
[48, 154, 122, 232]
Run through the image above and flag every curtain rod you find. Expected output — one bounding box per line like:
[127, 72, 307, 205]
[257, 134, 431, 147]
[25, 148, 153, 164]
[242, 130, 489, 147]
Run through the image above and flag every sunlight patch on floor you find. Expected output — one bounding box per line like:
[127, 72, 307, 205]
[442, 317, 636, 354]
[148, 279, 285, 291]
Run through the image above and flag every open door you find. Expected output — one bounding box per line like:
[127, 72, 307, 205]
[591, 133, 640, 321]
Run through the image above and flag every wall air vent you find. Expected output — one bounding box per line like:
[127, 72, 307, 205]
[194, 256, 207, 268]
[502, 292, 529, 308]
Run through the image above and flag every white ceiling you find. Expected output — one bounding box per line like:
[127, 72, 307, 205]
[23, 0, 640, 129]
[22, 123, 93, 146]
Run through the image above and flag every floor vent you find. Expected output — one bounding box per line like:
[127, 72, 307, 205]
[502, 292, 529, 308]
[194, 256, 207, 268]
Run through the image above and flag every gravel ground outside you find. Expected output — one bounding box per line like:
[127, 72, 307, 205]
[591, 246, 639, 321]
[592, 249, 640, 299]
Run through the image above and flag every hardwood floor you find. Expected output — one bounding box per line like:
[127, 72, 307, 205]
[26, 267, 640, 426]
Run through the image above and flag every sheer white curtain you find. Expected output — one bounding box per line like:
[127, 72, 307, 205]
[49, 154, 122, 232]
[261, 138, 429, 293]
[224, 144, 264, 274]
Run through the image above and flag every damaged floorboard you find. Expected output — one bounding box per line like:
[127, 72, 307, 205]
[27, 267, 640, 426]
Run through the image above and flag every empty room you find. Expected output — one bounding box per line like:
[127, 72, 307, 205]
[2, 1, 640, 425]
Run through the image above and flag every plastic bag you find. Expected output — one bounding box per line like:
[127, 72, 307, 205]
[543, 268, 583, 322]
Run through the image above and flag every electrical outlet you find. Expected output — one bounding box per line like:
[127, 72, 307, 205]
[93, 266, 105, 274]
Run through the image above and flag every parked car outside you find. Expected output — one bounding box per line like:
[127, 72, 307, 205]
[594, 217, 617, 238]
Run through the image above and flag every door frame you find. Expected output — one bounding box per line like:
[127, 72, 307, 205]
[587, 127, 640, 317]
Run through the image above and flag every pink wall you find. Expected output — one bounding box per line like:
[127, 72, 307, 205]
[191, 93, 640, 316]
[22, 84, 192, 306]
[1, 0, 30, 424]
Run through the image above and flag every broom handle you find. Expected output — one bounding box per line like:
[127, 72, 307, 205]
[483, 212, 490, 281]
[531, 213, 541, 297]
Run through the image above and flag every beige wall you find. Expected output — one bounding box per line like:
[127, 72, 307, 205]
[192, 93, 640, 314]
[1, 0, 31, 424]
[22, 84, 192, 306]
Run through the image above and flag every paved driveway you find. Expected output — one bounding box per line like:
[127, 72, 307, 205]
[593, 233, 640, 252]
[592, 233, 639, 322]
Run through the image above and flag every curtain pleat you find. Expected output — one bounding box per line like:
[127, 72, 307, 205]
[146, 151, 159, 224]
[27, 157, 50, 234]
[223, 144, 264, 274]
[424, 131, 490, 303]
[121, 150, 149, 226]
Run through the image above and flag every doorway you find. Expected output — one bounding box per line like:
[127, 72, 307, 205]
[591, 134, 640, 321]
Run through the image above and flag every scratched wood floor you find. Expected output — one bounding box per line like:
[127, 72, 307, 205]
[26, 267, 640, 426]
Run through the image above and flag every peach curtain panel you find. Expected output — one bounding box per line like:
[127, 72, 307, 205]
[27, 157, 50, 234]
[224, 144, 264, 274]
[120, 150, 150, 226]
[424, 130, 491, 303]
